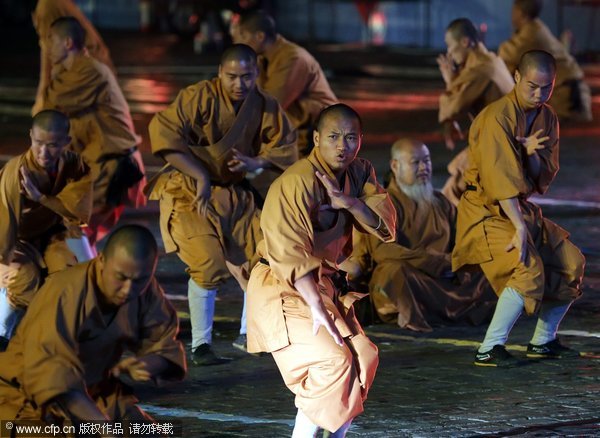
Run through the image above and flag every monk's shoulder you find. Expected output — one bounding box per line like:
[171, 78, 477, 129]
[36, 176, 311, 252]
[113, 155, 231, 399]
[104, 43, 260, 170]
[473, 94, 515, 129]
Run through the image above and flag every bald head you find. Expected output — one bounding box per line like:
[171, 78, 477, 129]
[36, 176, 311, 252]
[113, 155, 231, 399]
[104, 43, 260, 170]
[220, 44, 257, 68]
[103, 225, 158, 263]
[32, 109, 70, 136]
[316, 103, 363, 133]
[238, 10, 277, 41]
[517, 50, 556, 77]
[446, 18, 480, 45]
[391, 138, 428, 160]
[514, 0, 542, 19]
[50, 16, 85, 50]
[390, 138, 433, 202]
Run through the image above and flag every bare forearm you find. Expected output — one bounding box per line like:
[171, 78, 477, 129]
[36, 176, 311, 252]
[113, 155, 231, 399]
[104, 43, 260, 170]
[499, 197, 526, 231]
[163, 151, 209, 181]
[527, 152, 541, 181]
[294, 273, 323, 308]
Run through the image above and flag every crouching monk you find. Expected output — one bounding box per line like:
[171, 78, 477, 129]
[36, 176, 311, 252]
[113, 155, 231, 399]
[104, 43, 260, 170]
[247, 104, 396, 437]
[0, 225, 186, 423]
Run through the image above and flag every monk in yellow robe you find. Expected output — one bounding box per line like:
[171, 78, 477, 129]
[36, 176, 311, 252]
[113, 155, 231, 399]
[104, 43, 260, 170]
[499, 0, 592, 122]
[346, 138, 495, 332]
[234, 10, 338, 156]
[452, 51, 585, 367]
[146, 44, 297, 365]
[34, 16, 146, 247]
[0, 110, 92, 349]
[33, 0, 115, 111]
[0, 225, 186, 424]
[437, 18, 514, 205]
[247, 104, 396, 437]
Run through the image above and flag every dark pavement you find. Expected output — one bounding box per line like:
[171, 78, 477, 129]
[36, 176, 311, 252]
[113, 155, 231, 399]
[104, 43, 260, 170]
[1, 25, 600, 437]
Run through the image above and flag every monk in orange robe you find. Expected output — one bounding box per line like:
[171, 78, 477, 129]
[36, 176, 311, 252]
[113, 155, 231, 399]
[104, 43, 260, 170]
[234, 10, 338, 156]
[437, 18, 515, 205]
[0, 225, 186, 424]
[453, 51, 584, 367]
[247, 104, 396, 437]
[0, 110, 92, 349]
[346, 138, 495, 332]
[146, 44, 297, 365]
[499, 0, 592, 122]
[33, 0, 115, 111]
[34, 16, 146, 247]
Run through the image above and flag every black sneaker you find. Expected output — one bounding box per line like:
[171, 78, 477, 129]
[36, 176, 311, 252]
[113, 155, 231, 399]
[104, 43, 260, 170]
[474, 345, 523, 368]
[191, 344, 230, 366]
[527, 338, 581, 359]
[232, 334, 247, 352]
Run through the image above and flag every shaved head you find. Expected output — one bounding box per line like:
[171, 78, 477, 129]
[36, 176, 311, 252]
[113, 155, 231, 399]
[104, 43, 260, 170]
[32, 109, 70, 136]
[316, 103, 363, 133]
[514, 0, 542, 19]
[220, 44, 257, 67]
[50, 16, 85, 50]
[446, 18, 480, 45]
[391, 138, 427, 160]
[238, 10, 277, 41]
[103, 225, 158, 262]
[517, 50, 556, 77]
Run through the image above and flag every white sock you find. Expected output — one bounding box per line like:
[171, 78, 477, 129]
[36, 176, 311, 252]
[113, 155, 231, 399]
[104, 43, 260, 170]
[530, 301, 573, 345]
[291, 409, 319, 438]
[187, 279, 217, 350]
[479, 287, 524, 353]
[240, 292, 247, 335]
[330, 419, 353, 438]
[65, 236, 97, 261]
[0, 288, 23, 339]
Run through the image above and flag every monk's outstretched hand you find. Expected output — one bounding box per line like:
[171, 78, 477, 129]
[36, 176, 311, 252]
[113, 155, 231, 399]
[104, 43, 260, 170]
[315, 171, 357, 211]
[516, 129, 549, 156]
[19, 166, 42, 202]
[228, 148, 263, 173]
[111, 356, 152, 382]
[310, 300, 344, 347]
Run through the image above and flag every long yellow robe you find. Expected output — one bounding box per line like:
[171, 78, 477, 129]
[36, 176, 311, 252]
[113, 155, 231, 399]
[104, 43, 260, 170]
[498, 18, 592, 122]
[39, 53, 146, 243]
[350, 179, 495, 332]
[259, 35, 338, 155]
[147, 78, 297, 289]
[0, 149, 92, 307]
[452, 89, 585, 315]
[0, 259, 186, 421]
[247, 147, 396, 431]
[439, 45, 515, 206]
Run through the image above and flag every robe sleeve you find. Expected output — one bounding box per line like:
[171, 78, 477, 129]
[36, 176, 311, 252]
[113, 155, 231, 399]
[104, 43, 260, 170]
[0, 159, 22, 264]
[132, 279, 186, 381]
[261, 173, 322, 289]
[438, 65, 493, 122]
[42, 59, 104, 116]
[532, 110, 560, 194]
[472, 112, 529, 201]
[20, 274, 87, 407]
[263, 54, 309, 110]
[257, 97, 298, 171]
[38, 155, 93, 224]
[353, 162, 396, 243]
[149, 85, 201, 157]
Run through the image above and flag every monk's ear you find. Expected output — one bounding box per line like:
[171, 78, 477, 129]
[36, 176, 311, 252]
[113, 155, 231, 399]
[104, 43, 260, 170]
[313, 129, 319, 148]
[390, 158, 399, 175]
[514, 69, 521, 84]
[65, 36, 75, 51]
[460, 36, 470, 49]
[256, 31, 266, 45]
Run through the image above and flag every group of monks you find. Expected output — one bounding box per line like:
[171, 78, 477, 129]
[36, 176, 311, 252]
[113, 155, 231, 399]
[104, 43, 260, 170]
[0, 0, 592, 436]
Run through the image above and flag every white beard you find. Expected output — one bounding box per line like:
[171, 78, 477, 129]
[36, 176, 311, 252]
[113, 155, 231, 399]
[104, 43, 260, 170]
[398, 181, 435, 204]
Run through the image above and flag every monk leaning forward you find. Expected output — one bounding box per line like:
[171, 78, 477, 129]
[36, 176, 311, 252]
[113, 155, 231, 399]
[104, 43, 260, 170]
[0, 110, 92, 350]
[0, 225, 185, 425]
[347, 138, 495, 332]
[499, 0, 592, 122]
[452, 51, 585, 367]
[33, 0, 115, 110]
[235, 10, 337, 156]
[247, 104, 396, 437]
[34, 16, 146, 248]
[437, 18, 514, 205]
[146, 44, 297, 365]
